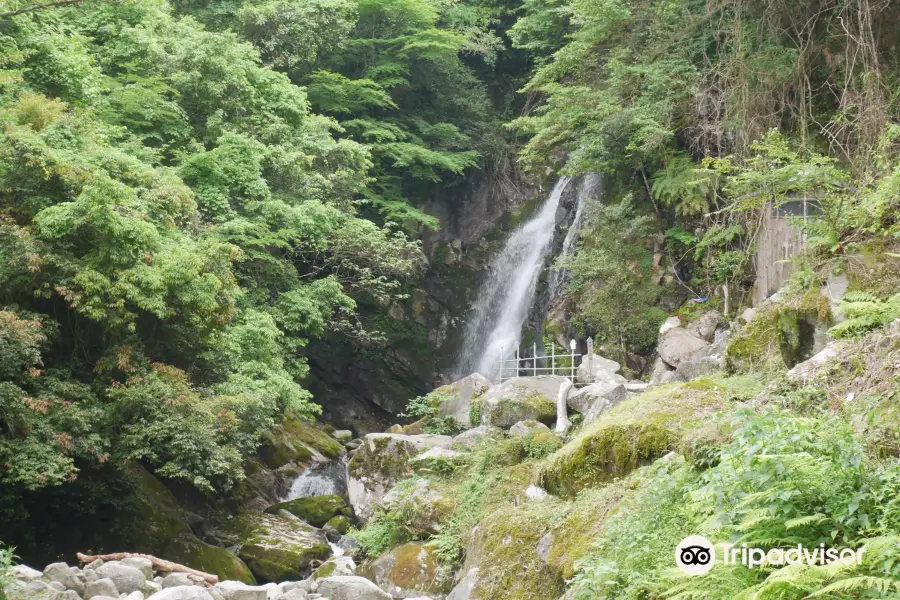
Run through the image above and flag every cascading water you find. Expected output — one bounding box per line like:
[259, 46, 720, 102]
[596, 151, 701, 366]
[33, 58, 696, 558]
[547, 174, 601, 299]
[455, 177, 572, 379]
[281, 459, 348, 501]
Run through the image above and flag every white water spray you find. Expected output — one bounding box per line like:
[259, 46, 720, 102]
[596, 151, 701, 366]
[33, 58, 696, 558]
[455, 177, 572, 379]
[548, 174, 601, 299]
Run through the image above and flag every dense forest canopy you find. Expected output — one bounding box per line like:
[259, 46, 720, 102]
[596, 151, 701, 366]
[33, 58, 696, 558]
[1, 0, 900, 584]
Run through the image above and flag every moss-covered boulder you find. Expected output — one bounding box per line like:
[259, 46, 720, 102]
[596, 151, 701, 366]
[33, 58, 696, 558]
[312, 556, 357, 579]
[471, 376, 560, 428]
[726, 292, 831, 373]
[324, 515, 352, 534]
[539, 422, 674, 496]
[259, 413, 345, 470]
[265, 495, 348, 528]
[539, 379, 734, 496]
[360, 542, 453, 599]
[127, 466, 256, 584]
[220, 512, 331, 582]
[380, 478, 453, 536]
[430, 373, 492, 423]
[461, 505, 564, 600]
[347, 434, 453, 522]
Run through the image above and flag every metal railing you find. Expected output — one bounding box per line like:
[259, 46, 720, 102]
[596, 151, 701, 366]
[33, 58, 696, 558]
[496, 342, 582, 384]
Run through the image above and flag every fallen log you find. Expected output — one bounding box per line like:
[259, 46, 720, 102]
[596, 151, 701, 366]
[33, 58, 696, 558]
[76, 552, 219, 587]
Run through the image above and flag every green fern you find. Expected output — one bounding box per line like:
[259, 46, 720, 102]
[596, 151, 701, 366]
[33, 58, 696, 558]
[830, 292, 900, 338]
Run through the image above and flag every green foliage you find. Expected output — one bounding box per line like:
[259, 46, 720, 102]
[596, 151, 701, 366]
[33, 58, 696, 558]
[563, 197, 666, 358]
[830, 292, 900, 339]
[400, 392, 464, 435]
[0, 545, 15, 600]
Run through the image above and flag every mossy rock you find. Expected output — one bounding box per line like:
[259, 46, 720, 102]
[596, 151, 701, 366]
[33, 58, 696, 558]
[265, 495, 347, 528]
[539, 422, 674, 496]
[464, 505, 564, 600]
[126, 466, 256, 583]
[360, 542, 453, 598]
[166, 534, 256, 584]
[543, 484, 630, 580]
[475, 377, 561, 427]
[221, 512, 331, 582]
[726, 293, 831, 373]
[324, 515, 352, 534]
[260, 414, 344, 469]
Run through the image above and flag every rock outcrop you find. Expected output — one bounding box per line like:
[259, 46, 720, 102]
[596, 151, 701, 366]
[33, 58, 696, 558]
[347, 434, 453, 522]
[360, 543, 453, 599]
[471, 376, 560, 427]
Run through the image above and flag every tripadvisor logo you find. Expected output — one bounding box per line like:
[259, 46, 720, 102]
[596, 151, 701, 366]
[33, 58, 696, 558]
[675, 535, 715, 576]
[676, 535, 867, 576]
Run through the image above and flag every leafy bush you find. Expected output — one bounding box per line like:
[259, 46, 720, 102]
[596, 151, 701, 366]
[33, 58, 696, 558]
[401, 392, 465, 435]
[830, 291, 900, 339]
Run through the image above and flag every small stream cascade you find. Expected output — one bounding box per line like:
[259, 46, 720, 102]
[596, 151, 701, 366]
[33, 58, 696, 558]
[281, 458, 348, 501]
[547, 174, 601, 300]
[454, 177, 572, 379]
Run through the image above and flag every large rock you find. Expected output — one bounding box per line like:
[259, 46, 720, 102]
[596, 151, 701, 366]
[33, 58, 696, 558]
[312, 556, 357, 579]
[360, 542, 453, 599]
[13, 565, 43, 582]
[85, 579, 119, 600]
[575, 353, 624, 385]
[445, 568, 478, 600]
[472, 377, 561, 427]
[786, 343, 843, 385]
[120, 558, 154, 580]
[508, 420, 551, 438]
[145, 587, 215, 600]
[649, 357, 675, 385]
[686, 311, 722, 342]
[213, 581, 269, 600]
[672, 355, 722, 382]
[264, 495, 348, 528]
[430, 373, 492, 424]
[566, 382, 627, 417]
[347, 434, 452, 522]
[42, 563, 86, 596]
[314, 576, 391, 600]
[128, 466, 256, 584]
[451, 426, 502, 450]
[220, 512, 331, 582]
[657, 328, 710, 368]
[380, 478, 451, 536]
[96, 563, 147, 595]
[260, 413, 344, 470]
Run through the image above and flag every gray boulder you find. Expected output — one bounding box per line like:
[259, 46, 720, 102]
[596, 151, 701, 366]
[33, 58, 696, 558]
[649, 357, 675, 385]
[659, 316, 682, 335]
[347, 433, 453, 522]
[673, 355, 722, 382]
[14, 565, 44, 582]
[311, 556, 357, 579]
[686, 311, 722, 342]
[274, 591, 307, 600]
[42, 563, 86, 596]
[145, 587, 215, 600]
[161, 574, 193, 589]
[452, 426, 502, 450]
[473, 376, 562, 427]
[787, 343, 844, 385]
[142, 582, 162, 596]
[576, 353, 624, 385]
[380, 478, 449, 536]
[85, 578, 119, 600]
[360, 542, 452, 598]
[332, 430, 354, 444]
[87, 596, 118, 600]
[432, 373, 492, 424]
[314, 576, 391, 600]
[566, 381, 627, 416]
[508, 420, 551, 437]
[96, 563, 147, 595]
[213, 581, 268, 600]
[446, 568, 478, 600]
[125, 592, 145, 600]
[119, 558, 154, 580]
[657, 328, 710, 368]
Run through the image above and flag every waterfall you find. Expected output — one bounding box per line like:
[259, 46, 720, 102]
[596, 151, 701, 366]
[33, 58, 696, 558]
[548, 174, 601, 299]
[455, 177, 572, 379]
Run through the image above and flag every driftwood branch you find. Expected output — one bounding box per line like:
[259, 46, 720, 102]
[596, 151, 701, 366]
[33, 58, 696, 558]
[76, 552, 219, 587]
[0, 0, 95, 18]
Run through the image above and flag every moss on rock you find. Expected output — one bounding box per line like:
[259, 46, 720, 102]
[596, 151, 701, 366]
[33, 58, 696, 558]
[265, 495, 347, 527]
[126, 466, 256, 583]
[221, 512, 331, 582]
[360, 541, 453, 597]
[465, 505, 564, 600]
[325, 515, 352, 534]
[260, 414, 344, 469]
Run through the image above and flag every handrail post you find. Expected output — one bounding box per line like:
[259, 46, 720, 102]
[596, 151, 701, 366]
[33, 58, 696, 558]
[498, 345, 503, 384]
[570, 343, 575, 381]
[533, 342, 537, 376]
[551, 343, 555, 375]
